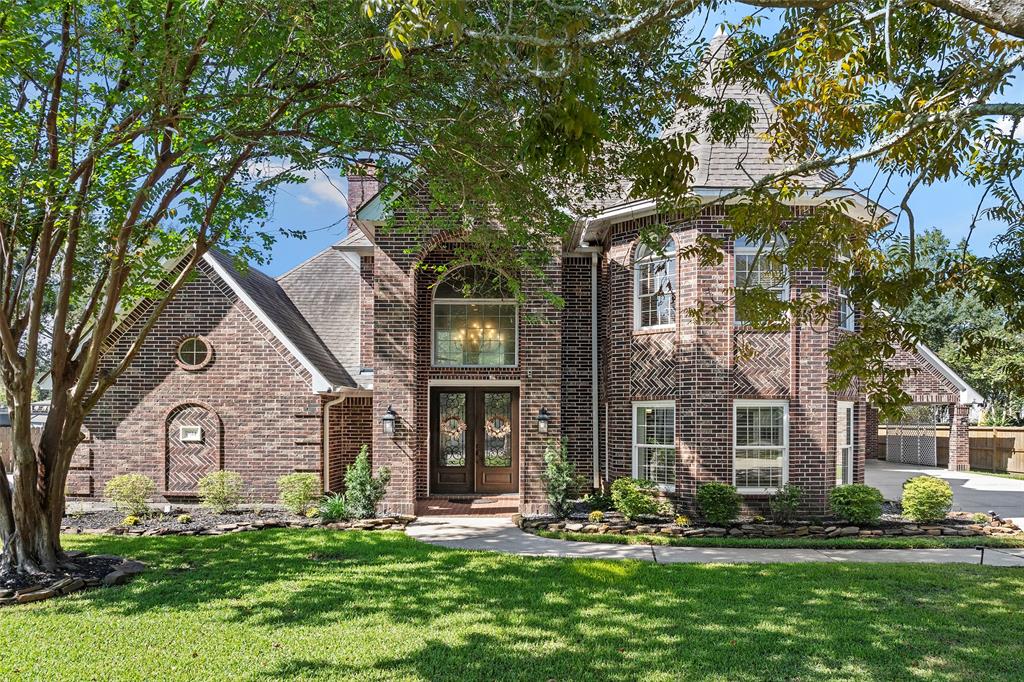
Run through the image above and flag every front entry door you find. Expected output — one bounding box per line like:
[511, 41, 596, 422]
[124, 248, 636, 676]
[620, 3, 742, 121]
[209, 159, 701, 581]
[430, 387, 519, 495]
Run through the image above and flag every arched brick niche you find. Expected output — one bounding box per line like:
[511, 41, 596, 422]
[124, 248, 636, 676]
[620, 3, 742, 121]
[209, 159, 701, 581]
[164, 403, 222, 494]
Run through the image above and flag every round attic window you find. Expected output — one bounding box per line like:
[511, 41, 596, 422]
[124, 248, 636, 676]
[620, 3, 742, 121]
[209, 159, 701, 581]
[176, 337, 212, 370]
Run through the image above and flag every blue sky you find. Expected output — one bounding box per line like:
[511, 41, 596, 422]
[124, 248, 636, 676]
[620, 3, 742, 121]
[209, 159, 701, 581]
[258, 10, 1022, 276]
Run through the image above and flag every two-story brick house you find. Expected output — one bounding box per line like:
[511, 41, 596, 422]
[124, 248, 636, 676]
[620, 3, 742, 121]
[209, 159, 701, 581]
[69, 39, 980, 515]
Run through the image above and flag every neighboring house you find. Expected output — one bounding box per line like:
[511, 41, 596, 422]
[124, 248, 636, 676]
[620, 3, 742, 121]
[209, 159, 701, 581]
[67, 35, 981, 513]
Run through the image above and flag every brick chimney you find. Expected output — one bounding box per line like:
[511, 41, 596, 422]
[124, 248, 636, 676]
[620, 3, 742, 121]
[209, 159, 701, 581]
[346, 163, 379, 217]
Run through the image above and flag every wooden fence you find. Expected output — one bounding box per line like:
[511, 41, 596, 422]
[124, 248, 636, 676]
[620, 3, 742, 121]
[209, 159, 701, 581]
[877, 425, 1024, 474]
[0, 426, 43, 471]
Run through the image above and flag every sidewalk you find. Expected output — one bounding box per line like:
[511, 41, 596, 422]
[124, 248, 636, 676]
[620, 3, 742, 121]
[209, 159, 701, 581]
[406, 516, 1024, 567]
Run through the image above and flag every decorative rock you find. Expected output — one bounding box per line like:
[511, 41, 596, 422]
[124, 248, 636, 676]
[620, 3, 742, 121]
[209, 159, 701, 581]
[102, 571, 130, 587]
[16, 588, 56, 603]
[117, 560, 146, 576]
[564, 523, 584, 532]
[839, 526, 860, 536]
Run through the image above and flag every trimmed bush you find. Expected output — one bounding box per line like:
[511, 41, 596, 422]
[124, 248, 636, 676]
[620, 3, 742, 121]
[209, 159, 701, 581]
[319, 493, 348, 521]
[342, 446, 390, 519]
[674, 515, 691, 527]
[277, 472, 322, 516]
[901, 476, 953, 522]
[176, 514, 193, 524]
[104, 473, 155, 515]
[197, 470, 244, 514]
[829, 484, 884, 525]
[697, 482, 741, 525]
[541, 439, 578, 518]
[588, 510, 604, 523]
[610, 477, 666, 520]
[122, 515, 140, 527]
[768, 483, 803, 524]
[582, 491, 614, 512]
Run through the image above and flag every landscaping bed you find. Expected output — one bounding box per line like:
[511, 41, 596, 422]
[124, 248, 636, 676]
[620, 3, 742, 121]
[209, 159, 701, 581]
[61, 508, 415, 537]
[516, 510, 1023, 543]
[0, 552, 144, 608]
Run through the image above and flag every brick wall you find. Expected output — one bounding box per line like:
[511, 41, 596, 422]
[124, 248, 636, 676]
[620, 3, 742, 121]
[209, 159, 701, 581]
[74, 260, 323, 503]
[561, 256, 595, 485]
[325, 395, 373, 491]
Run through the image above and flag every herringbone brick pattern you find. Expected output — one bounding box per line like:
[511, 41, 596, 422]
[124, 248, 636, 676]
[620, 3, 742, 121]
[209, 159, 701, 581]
[165, 404, 221, 492]
[631, 332, 678, 398]
[733, 331, 790, 397]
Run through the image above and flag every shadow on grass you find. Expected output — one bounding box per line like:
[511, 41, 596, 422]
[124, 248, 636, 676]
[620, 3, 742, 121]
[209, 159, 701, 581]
[26, 530, 1024, 680]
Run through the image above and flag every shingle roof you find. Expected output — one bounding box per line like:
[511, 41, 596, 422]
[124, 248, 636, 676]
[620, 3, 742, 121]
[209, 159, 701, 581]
[206, 249, 356, 389]
[277, 243, 365, 387]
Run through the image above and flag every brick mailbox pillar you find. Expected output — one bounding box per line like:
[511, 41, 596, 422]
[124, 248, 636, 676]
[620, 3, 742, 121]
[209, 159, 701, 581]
[948, 403, 970, 471]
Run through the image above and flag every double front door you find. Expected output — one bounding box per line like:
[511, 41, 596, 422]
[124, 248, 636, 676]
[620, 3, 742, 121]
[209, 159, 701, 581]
[430, 387, 519, 494]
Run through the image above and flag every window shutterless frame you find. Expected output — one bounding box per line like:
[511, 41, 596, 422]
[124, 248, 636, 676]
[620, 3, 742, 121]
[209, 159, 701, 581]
[733, 399, 789, 495]
[631, 400, 677, 492]
[431, 299, 519, 368]
[734, 241, 790, 326]
[838, 287, 855, 331]
[836, 401, 854, 485]
[633, 239, 677, 331]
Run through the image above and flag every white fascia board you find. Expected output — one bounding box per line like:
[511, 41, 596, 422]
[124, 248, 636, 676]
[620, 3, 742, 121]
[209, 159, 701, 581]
[202, 252, 333, 393]
[579, 187, 891, 245]
[915, 342, 985, 405]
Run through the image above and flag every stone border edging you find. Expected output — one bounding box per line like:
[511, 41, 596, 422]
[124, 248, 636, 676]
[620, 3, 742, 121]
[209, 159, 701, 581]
[0, 553, 145, 608]
[61, 515, 416, 538]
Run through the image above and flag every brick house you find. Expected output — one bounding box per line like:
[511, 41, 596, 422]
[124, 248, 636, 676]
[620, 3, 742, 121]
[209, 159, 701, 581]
[69, 40, 982, 514]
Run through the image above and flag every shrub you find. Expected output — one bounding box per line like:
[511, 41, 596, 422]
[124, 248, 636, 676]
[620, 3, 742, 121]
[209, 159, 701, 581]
[582, 491, 614, 512]
[901, 476, 953, 522]
[342, 446, 390, 519]
[829, 484, 884, 525]
[319, 493, 348, 521]
[104, 474, 155, 515]
[610, 477, 665, 520]
[277, 472, 322, 515]
[674, 515, 691, 527]
[972, 512, 991, 524]
[541, 439, 579, 518]
[768, 483, 803, 524]
[305, 507, 319, 518]
[122, 514, 140, 527]
[752, 514, 766, 524]
[197, 470, 244, 514]
[176, 514, 193, 524]
[588, 510, 605, 523]
[697, 482, 741, 525]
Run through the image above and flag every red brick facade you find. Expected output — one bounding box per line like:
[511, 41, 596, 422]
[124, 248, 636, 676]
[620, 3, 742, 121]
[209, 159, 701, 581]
[75, 260, 323, 503]
[324, 395, 373, 491]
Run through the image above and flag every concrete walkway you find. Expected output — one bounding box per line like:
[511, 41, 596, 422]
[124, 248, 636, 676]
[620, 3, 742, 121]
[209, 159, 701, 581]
[407, 516, 1024, 567]
[866, 459, 1024, 526]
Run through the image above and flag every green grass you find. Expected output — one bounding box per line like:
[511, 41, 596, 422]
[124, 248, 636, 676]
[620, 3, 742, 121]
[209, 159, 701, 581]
[970, 469, 1024, 482]
[1, 530, 1023, 681]
[534, 528, 1024, 549]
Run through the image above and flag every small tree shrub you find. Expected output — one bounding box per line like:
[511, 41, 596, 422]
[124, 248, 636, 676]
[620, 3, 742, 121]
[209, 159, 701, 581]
[342, 446, 390, 519]
[582, 490, 614, 511]
[104, 474, 156, 515]
[319, 493, 348, 521]
[829, 484, 884, 525]
[768, 483, 803, 524]
[972, 512, 990, 524]
[277, 472, 322, 515]
[197, 470, 244, 514]
[901, 476, 953, 522]
[541, 439, 578, 518]
[588, 510, 605, 523]
[610, 477, 667, 520]
[697, 482, 741, 525]
[176, 513, 193, 524]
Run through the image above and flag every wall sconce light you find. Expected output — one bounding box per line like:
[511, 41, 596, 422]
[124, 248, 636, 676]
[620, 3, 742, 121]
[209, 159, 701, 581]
[536, 407, 551, 434]
[381, 405, 397, 438]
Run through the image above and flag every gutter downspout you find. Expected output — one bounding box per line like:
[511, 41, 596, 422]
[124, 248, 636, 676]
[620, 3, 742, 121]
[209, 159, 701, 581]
[591, 250, 600, 489]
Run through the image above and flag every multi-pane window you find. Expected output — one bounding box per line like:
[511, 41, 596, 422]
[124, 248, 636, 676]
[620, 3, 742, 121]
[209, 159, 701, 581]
[838, 286, 855, 331]
[836, 402, 854, 485]
[633, 401, 676, 490]
[176, 337, 211, 368]
[433, 267, 517, 367]
[734, 400, 788, 492]
[734, 238, 788, 324]
[634, 239, 676, 329]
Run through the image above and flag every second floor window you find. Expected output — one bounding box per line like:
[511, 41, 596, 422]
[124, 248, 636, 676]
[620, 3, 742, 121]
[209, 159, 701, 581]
[634, 238, 676, 329]
[433, 267, 517, 367]
[735, 238, 788, 324]
[838, 286, 855, 331]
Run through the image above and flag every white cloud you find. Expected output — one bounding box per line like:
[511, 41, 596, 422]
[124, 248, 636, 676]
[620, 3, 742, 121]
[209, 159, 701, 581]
[245, 158, 348, 210]
[993, 116, 1024, 140]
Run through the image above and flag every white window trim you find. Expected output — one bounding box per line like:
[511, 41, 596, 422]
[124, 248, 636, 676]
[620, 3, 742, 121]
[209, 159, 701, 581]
[838, 287, 855, 332]
[631, 400, 677, 492]
[633, 246, 676, 332]
[734, 243, 790, 326]
[733, 399, 789, 495]
[179, 425, 203, 443]
[837, 401, 854, 485]
[431, 298, 519, 368]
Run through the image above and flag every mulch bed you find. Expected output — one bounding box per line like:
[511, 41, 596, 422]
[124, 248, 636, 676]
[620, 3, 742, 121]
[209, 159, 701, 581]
[61, 508, 415, 537]
[0, 553, 145, 608]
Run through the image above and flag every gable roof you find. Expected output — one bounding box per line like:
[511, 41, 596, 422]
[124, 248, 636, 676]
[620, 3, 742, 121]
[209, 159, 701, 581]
[277, 242, 368, 388]
[204, 250, 355, 391]
[914, 342, 984, 405]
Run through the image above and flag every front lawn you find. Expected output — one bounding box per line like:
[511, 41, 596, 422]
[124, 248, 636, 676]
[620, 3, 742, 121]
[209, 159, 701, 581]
[2, 531, 1023, 681]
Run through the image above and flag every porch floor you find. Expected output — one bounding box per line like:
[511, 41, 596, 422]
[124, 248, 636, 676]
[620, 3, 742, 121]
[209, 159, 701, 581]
[415, 494, 519, 516]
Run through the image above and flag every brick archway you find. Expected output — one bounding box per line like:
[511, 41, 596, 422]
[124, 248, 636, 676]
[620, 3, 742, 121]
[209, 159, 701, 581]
[163, 402, 222, 494]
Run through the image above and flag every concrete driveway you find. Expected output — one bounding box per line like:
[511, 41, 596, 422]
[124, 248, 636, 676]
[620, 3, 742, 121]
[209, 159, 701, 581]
[866, 459, 1024, 526]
